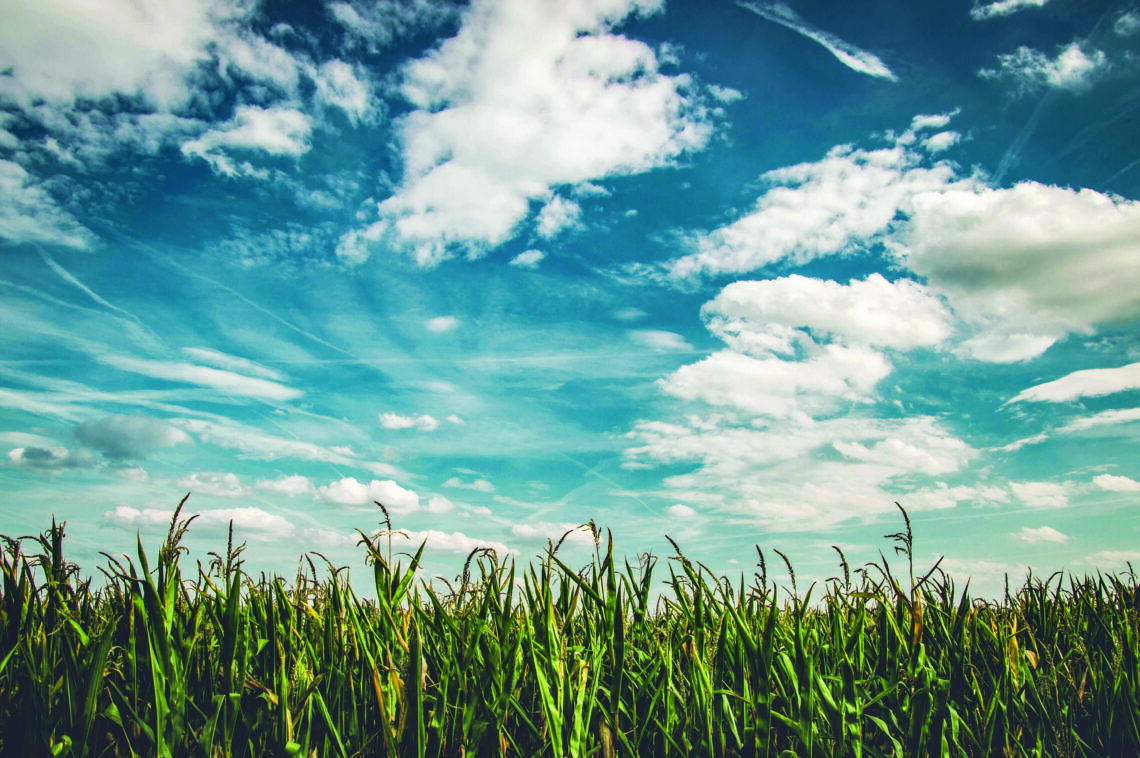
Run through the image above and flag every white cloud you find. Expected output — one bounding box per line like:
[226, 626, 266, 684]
[1010, 481, 1070, 509]
[425, 495, 456, 513]
[510, 249, 546, 269]
[1080, 551, 1140, 568]
[535, 195, 583, 238]
[970, 0, 1048, 20]
[355, 0, 716, 266]
[181, 106, 313, 178]
[663, 346, 890, 418]
[736, 2, 896, 81]
[511, 521, 597, 547]
[1115, 11, 1140, 36]
[104, 504, 294, 540]
[0, 160, 95, 248]
[704, 274, 952, 354]
[625, 414, 974, 529]
[443, 476, 496, 493]
[7, 445, 95, 470]
[182, 347, 283, 380]
[315, 476, 421, 512]
[1014, 525, 1068, 543]
[173, 418, 403, 476]
[956, 333, 1058, 364]
[629, 330, 692, 351]
[905, 183, 1140, 358]
[665, 503, 696, 519]
[979, 42, 1107, 94]
[1009, 363, 1140, 404]
[313, 60, 374, 123]
[667, 141, 969, 280]
[177, 471, 247, 497]
[380, 412, 441, 431]
[100, 355, 301, 401]
[1093, 473, 1140, 492]
[395, 528, 516, 557]
[328, 0, 456, 50]
[255, 474, 314, 496]
[921, 131, 960, 153]
[613, 307, 647, 322]
[75, 414, 191, 459]
[1060, 407, 1140, 434]
[447, 414, 465, 425]
[0, 0, 233, 109]
[425, 316, 459, 333]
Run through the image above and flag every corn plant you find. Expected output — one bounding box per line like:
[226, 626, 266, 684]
[1, 498, 1138, 757]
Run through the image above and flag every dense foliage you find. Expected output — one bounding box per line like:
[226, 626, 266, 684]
[1, 499, 1138, 757]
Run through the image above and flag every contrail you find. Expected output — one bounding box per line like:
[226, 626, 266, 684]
[737, 1, 898, 81]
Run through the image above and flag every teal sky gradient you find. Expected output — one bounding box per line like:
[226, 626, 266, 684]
[2, 0, 1139, 597]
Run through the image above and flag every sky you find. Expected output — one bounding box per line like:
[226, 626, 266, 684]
[2, 0, 1140, 598]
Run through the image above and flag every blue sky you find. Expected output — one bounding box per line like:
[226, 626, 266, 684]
[2, 0, 1139, 597]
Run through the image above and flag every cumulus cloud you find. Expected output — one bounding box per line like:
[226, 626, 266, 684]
[177, 471, 247, 497]
[394, 528, 516, 557]
[181, 106, 313, 178]
[1010, 481, 1071, 509]
[661, 345, 890, 418]
[509, 249, 546, 269]
[104, 504, 294, 540]
[0, 160, 95, 248]
[328, 0, 457, 50]
[665, 503, 697, 519]
[315, 476, 421, 512]
[979, 42, 1107, 94]
[0, 0, 233, 109]
[1009, 362, 1140, 404]
[736, 2, 897, 81]
[443, 476, 496, 493]
[312, 59, 374, 123]
[1116, 11, 1140, 36]
[347, 0, 717, 265]
[535, 195, 583, 238]
[1093, 473, 1140, 492]
[511, 521, 597, 547]
[1014, 525, 1068, 544]
[970, 0, 1048, 20]
[380, 412, 441, 431]
[703, 274, 952, 354]
[625, 414, 974, 529]
[425, 316, 459, 333]
[75, 415, 191, 459]
[255, 474, 314, 496]
[666, 138, 970, 280]
[7, 445, 95, 470]
[659, 274, 952, 419]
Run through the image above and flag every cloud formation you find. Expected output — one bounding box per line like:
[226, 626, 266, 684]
[979, 43, 1107, 94]
[736, 2, 897, 81]
[75, 415, 190, 459]
[345, 0, 717, 265]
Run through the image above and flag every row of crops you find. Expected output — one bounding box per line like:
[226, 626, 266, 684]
[1, 499, 1138, 757]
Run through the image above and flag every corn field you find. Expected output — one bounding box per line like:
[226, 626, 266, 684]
[1, 499, 1138, 757]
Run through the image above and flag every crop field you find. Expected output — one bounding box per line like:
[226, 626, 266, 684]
[1, 500, 1138, 757]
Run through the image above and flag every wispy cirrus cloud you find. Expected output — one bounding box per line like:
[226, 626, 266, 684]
[1009, 362, 1140, 404]
[736, 2, 897, 81]
[970, 0, 1048, 21]
[99, 355, 301, 401]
